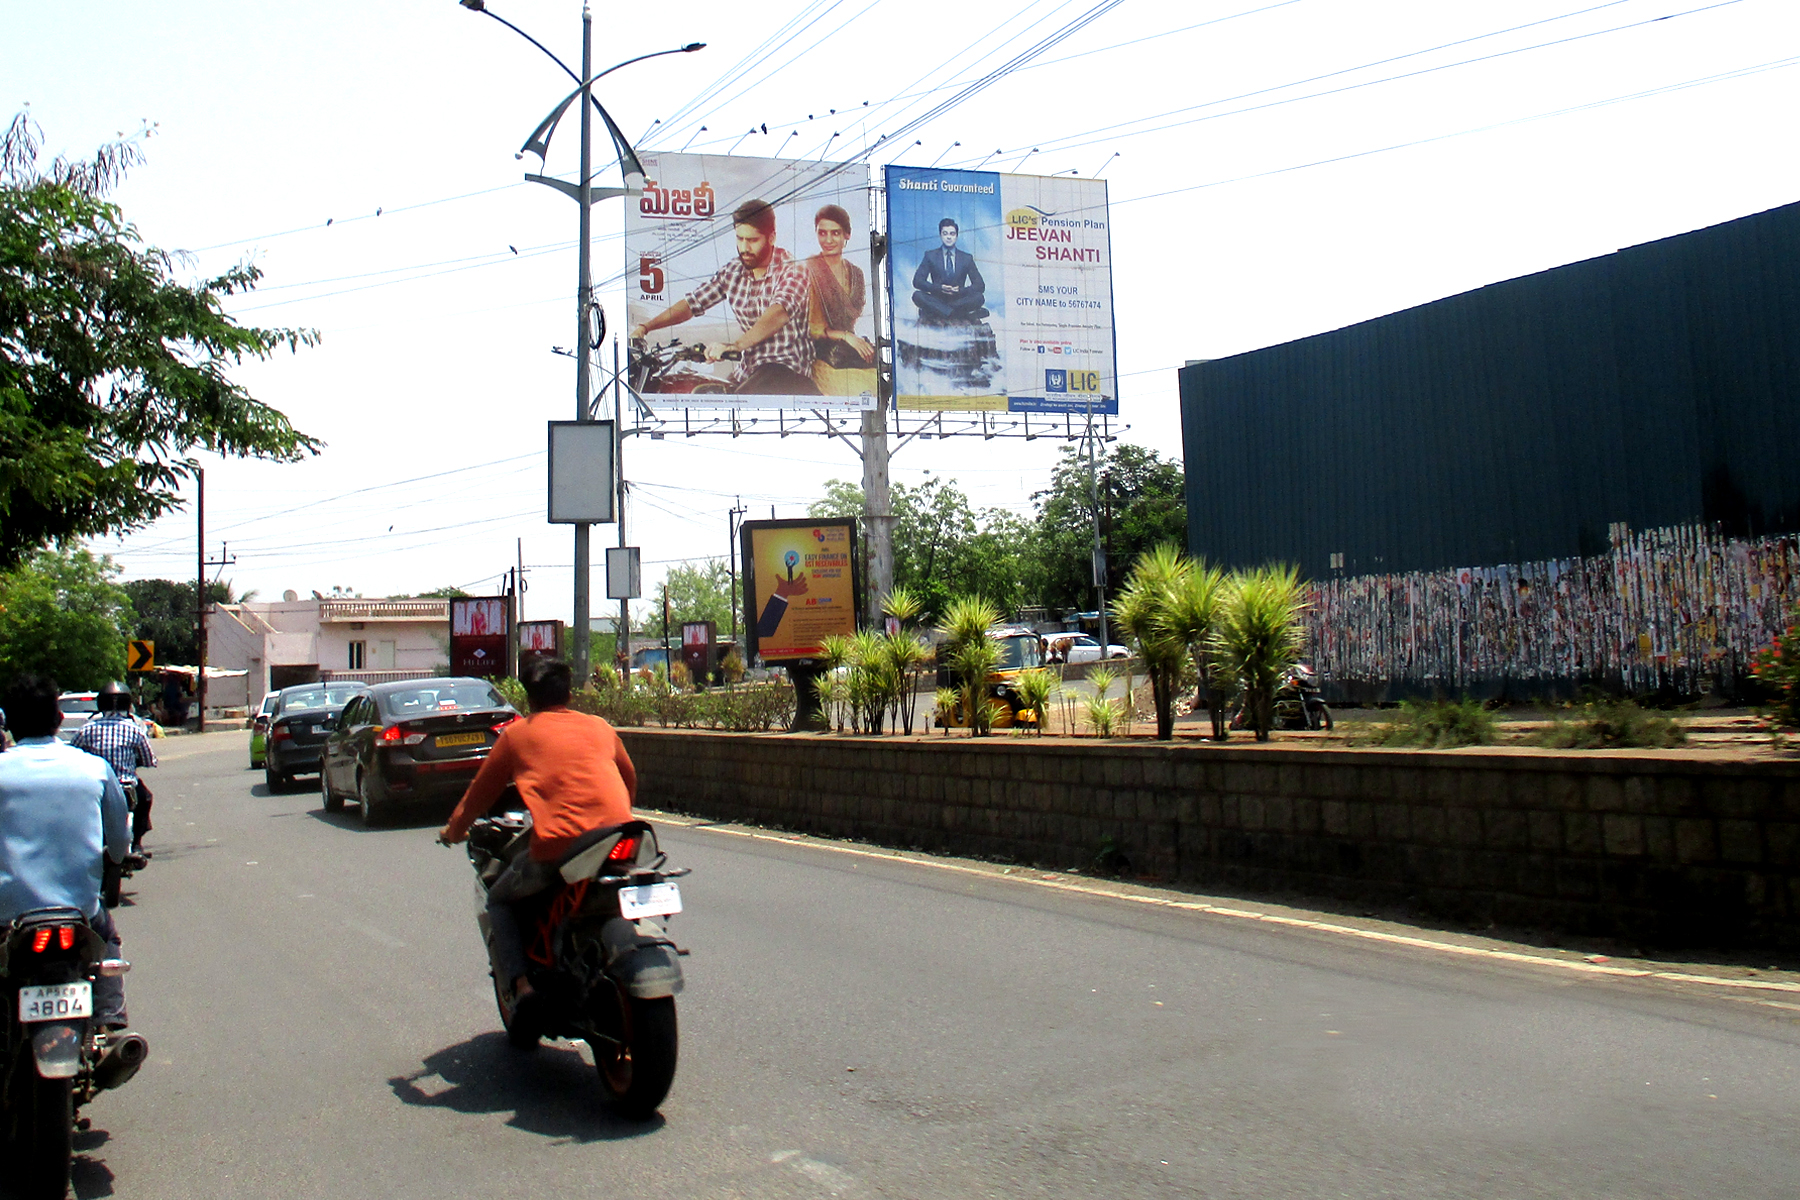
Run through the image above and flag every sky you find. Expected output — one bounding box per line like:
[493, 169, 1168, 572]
[7, 0, 1799, 625]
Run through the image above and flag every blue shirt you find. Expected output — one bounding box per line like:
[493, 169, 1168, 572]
[0, 737, 131, 921]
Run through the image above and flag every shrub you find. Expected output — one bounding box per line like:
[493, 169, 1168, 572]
[1212, 564, 1308, 742]
[1360, 697, 1498, 748]
[1752, 618, 1800, 730]
[1528, 699, 1686, 749]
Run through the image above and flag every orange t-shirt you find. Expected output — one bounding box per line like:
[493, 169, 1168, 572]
[445, 707, 636, 862]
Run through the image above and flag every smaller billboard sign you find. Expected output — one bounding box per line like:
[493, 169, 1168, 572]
[739, 518, 860, 662]
[450, 596, 510, 677]
[519, 620, 563, 665]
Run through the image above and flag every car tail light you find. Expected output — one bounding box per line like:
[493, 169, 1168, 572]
[605, 836, 639, 863]
[380, 724, 427, 745]
[271, 725, 293, 742]
[491, 715, 521, 734]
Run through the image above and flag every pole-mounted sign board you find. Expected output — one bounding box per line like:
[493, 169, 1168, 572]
[739, 518, 860, 663]
[449, 596, 511, 677]
[605, 547, 642, 599]
[127, 640, 154, 672]
[547, 420, 616, 524]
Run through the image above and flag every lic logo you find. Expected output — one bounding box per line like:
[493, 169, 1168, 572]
[1045, 369, 1067, 392]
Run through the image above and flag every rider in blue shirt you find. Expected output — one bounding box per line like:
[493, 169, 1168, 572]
[0, 674, 133, 1030]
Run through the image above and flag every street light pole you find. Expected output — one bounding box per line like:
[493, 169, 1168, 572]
[571, 6, 595, 683]
[459, 1, 701, 682]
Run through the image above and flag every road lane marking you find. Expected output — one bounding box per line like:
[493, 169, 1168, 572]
[646, 811, 1800, 1003]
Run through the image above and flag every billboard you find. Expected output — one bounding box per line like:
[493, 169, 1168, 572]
[739, 518, 860, 662]
[449, 597, 510, 677]
[627, 153, 877, 411]
[885, 166, 1116, 414]
[519, 619, 563, 665]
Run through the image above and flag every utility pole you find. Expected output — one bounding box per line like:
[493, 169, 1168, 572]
[195, 468, 205, 733]
[614, 338, 630, 671]
[1085, 394, 1108, 653]
[861, 230, 895, 626]
[728, 496, 747, 645]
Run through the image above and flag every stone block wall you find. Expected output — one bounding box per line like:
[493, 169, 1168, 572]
[619, 730, 1800, 949]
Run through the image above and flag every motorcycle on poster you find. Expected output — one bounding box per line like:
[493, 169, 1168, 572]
[627, 153, 877, 411]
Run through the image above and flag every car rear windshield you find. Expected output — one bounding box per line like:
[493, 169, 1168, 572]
[60, 697, 98, 713]
[280, 687, 361, 713]
[380, 684, 506, 718]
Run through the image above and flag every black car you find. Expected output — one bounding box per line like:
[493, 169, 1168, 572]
[319, 677, 518, 826]
[265, 682, 366, 792]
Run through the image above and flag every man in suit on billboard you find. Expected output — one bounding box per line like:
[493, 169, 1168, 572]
[912, 217, 988, 324]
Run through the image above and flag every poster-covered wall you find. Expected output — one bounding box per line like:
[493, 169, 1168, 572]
[885, 166, 1116, 414]
[739, 518, 859, 662]
[627, 153, 876, 411]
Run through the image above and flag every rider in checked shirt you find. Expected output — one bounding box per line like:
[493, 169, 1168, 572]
[70, 681, 157, 860]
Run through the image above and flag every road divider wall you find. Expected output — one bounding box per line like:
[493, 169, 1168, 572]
[619, 730, 1800, 949]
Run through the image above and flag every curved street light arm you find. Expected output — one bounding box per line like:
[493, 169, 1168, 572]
[517, 45, 704, 181]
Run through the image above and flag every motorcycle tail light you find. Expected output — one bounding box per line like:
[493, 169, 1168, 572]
[31, 929, 51, 953]
[59, 925, 74, 950]
[605, 836, 639, 863]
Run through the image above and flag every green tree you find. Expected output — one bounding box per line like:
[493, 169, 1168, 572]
[1029, 444, 1187, 613]
[809, 477, 1029, 619]
[120, 577, 233, 666]
[0, 547, 136, 689]
[0, 114, 320, 568]
[660, 560, 738, 639]
[412, 586, 471, 599]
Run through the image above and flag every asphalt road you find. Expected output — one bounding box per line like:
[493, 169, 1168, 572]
[56, 731, 1800, 1199]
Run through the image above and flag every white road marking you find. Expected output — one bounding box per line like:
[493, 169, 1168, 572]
[648, 812, 1800, 1004]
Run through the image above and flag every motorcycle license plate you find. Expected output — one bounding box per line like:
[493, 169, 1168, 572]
[619, 881, 682, 919]
[18, 982, 91, 1023]
[435, 731, 486, 748]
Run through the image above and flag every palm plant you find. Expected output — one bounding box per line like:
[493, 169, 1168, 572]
[1212, 564, 1308, 742]
[848, 627, 890, 733]
[1162, 555, 1230, 740]
[1011, 667, 1060, 735]
[880, 629, 930, 734]
[1110, 543, 1191, 740]
[933, 686, 958, 734]
[1084, 665, 1120, 737]
[936, 595, 1003, 736]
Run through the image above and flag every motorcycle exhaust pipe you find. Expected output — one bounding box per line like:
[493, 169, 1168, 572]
[94, 1031, 149, 1091]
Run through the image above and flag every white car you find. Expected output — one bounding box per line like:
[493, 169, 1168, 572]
[1056, 634, 1129, 664]
[57, 691, 158, 742]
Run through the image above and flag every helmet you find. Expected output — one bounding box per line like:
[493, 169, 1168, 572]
[97, 681, 133, 713]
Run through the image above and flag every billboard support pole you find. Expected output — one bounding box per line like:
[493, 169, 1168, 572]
[614, 337, 630, 673]
[861, 230, 895, 625]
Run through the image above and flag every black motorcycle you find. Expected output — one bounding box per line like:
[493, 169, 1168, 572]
[464, 811, 687, 1119]
[1229, 664, 1334, 732]
[629, 337, 738, 397]
[1, 908, 146, 1199]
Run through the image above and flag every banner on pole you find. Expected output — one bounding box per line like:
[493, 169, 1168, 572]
[627, 153, 877, 411]
[884, 166, 1117, 414]
[449, 597, 510, 677]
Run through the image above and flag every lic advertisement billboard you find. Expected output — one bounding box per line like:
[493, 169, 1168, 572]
[885, 166, 1116, 414]
[627, 153, 876, 411]
[739, 518, 860, 663]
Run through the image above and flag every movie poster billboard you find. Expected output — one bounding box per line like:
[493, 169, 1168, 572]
[739, 518, 859, 662]
[884, 166, 1117, 414]
[627, 153, 877, 411]
[449, 596, 510, 677]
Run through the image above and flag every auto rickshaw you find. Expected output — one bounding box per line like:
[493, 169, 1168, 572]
[935, 626, 1046, 729]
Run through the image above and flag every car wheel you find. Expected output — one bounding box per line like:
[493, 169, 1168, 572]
[321, 764, 344, 814]
[358, 771, 385, 828]
[264, 764, 285, 793]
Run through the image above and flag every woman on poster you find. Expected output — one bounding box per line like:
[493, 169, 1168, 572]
[804, 204, 876, 396]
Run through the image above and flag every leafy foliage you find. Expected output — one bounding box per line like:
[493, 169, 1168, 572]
[1110, 543, 1191, 739]
[0, 547, 135, 689]
[1212, 564, 1308, 741]
[1527, 699, 1686, 749]
[937, 595, 1003, 736]
[1358, 697, 1499, 748]
[0, 114, 320, 567]
[659, 559, 738, 642]
[121, 577, 232, 666]
[1030, 443, 1187, 613]
[1752, 616, 1800, 730]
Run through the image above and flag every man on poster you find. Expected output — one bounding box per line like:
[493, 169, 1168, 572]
[629, 199, 820, 395]
[911, 217, 988, 324]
